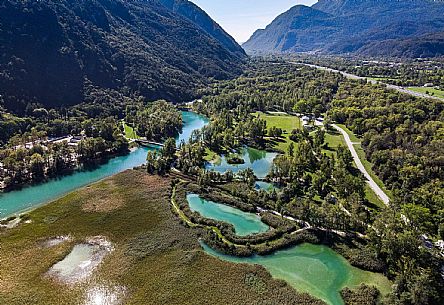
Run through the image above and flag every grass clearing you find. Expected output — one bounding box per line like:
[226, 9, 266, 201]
[336, 124, 361, 143]
[364, 184, 385, 209]
[123, 121, 139, 139]
[322, 129, 346, 157]
[354, 144, 393, 200]
[408, 86, 444, 99]
[203, 148, 221, 163]
[256, 112, 302, 152]
[367, 77, 398, 82]
[324, 126, 391, 206]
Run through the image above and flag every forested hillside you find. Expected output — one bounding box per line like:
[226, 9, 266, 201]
[0, 0, 245, 113]
[243, 0, 444, 57]
[357, 31, 444, 58]
[159, 0, 245, 58]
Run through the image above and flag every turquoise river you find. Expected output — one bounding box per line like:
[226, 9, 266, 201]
[1, 110, 392, 305]
[0, 111, 208, 217]
[189, 193, 391, 305]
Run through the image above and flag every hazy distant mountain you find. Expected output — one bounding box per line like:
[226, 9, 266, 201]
[243, 0, 444, 57]
[0, 0, 245, 112]
[358, 31, 444, 58]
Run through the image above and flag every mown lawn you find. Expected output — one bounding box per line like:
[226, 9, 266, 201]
[323, 127, 390, 207]
[408, 86, 444, 99]
[0, 170, 324, 305]
[323, 129, 346, 157]
[354, 144, 393, 201]
[336, 124, 361, 143]
[333, 124, 392, 201]
[256, 112, 302, 152]
[123, 121, 139, 139]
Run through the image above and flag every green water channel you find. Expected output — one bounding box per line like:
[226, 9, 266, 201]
[187, 193, 269, 236]
[0, 111, 208, 218]
[202, 242, 391, 305]
[188, 190, 390, 305]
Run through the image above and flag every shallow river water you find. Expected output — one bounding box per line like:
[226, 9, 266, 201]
[187, 193, 269, 236]
[0, 111, 208, 217]
[205, 147, 277, 179]
[202, 242, 390, 305]
[187, 181, 391, 305]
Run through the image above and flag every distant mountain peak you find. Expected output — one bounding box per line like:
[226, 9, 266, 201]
[243, 0, 444, 57]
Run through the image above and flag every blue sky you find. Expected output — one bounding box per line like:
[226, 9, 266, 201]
[190, 0, 317, 42]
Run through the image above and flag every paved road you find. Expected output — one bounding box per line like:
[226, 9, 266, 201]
[292, 62, 444, 102]
[332, 124, 390, 206]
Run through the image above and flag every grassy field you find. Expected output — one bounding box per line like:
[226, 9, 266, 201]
[323, 129, 346, 157]
[336, 124, 361, 143]
[203, 148, 221, 163]
[354, 144, 393, 201]
[256, 112, 302, 152]
[408, 86, 444, 99]
[323, 127, 390, 207]
[0, 170, 325, 305]
[123, 121, 139, 139]
[367, 77, 397, 82]
[334, 124, 392, 201]
[364, 184, 385, 209]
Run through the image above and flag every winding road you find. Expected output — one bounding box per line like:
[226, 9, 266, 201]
[292, 62, 444, 102]
[332, 124, 390, 206]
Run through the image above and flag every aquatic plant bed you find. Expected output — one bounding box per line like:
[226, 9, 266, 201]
[0, 170, 328, 305]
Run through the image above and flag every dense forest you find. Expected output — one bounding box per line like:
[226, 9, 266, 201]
[169, 61, 444, 305]
[328, 81, 444, 233]
[195, 61, 341, 116]
[0, 0, 245, 113]
[0, 98, 182, 190]
[296, 55, 444, 89]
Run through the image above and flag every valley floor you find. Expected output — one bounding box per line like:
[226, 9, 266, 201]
[0, 169, 324, 305]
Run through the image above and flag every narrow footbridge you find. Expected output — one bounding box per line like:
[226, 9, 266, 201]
[135, 139, 164, 147]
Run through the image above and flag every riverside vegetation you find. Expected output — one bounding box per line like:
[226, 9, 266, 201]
[0, 170, 327, 305]
[0, 100, 182, 191]
[1, 60, 443, 305]
[166, 61, 443, 305]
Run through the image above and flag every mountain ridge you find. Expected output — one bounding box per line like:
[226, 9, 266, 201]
[0, 0, 245, 112]
[243, 0, 444, 57]
[159, 0, 245, 57]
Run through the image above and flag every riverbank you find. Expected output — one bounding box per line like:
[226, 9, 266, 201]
[173, 179, 386, 272]
[0, 148, 131, 195]
[0, 169, 326, 305]
[170, 177, 391, 304]
[0, 111, 208, 219]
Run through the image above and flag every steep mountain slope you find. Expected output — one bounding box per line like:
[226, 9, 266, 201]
[243, 0, 444, 57]
[358, 31, 444, 58]
[245, 5, 335, 53]
[0, 0, 245, 112]
[159, 0, 245, 57]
